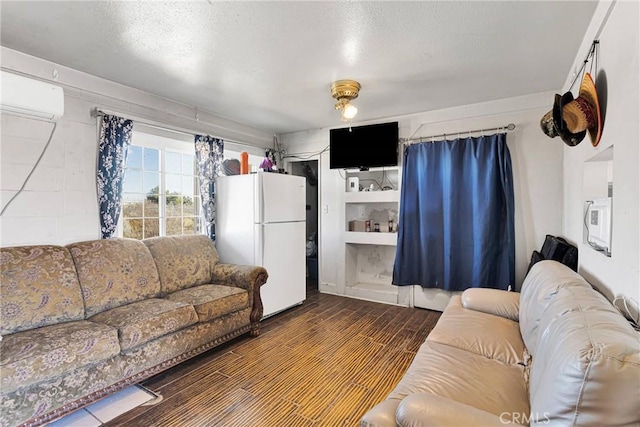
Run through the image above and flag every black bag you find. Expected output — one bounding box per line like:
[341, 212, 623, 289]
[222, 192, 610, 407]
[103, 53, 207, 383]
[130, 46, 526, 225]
[528, 235, 578, 272]
[527, 250, 545, 272]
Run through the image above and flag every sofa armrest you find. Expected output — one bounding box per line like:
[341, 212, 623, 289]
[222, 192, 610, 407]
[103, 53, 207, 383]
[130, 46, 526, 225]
[360, 399, 401, 427]
[211, 263, 267, 291]
[211, 263, 268, 336]
[461, 288, 520, 322]
[396, 394, 523, 426]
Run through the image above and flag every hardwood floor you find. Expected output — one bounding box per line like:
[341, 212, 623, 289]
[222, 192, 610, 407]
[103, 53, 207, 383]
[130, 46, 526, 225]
[104, 284, 441, 427]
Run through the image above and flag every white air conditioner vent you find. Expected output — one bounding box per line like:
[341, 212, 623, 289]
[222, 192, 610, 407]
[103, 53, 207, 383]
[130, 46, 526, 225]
[1, 71, 64, 121]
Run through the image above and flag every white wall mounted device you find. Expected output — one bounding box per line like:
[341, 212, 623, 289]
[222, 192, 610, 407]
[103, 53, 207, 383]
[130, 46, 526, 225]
[1, 71, 64, 121]
[585, 197, 612, 256]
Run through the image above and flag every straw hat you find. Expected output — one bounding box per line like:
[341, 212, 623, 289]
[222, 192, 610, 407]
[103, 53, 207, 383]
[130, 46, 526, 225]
[539, 72, 602, 147]
[562, 73, 602, 146]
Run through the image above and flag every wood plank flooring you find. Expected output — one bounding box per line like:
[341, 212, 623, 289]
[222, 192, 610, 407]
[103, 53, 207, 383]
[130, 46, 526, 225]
[104, 284, 441, 427]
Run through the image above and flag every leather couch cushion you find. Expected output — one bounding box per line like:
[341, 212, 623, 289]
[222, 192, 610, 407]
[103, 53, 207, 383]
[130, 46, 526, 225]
[89, 298, 197, 351]
[519, 260, 590, 354]
[166, 284, 248, 322]
[427, 296, 526, 365]
[360, 399, 401, 427]
[396, 393, 525, 426]
[144, 235, 220, 294]
[387, 341, 530, 419]
[528, 283, 640, 426]
[0, 245, 85, 335]
[68, 239, 162, 317]
[0, 320, 119, 392]
[461, 288, 520, 322]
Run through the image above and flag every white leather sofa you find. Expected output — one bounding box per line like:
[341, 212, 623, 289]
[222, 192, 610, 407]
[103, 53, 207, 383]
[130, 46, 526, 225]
[361, 261, 640, 426]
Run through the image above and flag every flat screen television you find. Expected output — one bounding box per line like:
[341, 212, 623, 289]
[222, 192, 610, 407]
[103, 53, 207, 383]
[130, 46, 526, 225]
[329, 121, 399, 170]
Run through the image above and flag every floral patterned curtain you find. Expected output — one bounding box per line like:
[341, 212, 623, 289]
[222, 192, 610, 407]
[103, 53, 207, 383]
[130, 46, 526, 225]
[194, 135, 224, 241]
[97, 114, 133, 239]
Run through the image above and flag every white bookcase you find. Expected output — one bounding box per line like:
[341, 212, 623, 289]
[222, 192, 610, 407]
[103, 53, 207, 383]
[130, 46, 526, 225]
[342, 167, 410, 305]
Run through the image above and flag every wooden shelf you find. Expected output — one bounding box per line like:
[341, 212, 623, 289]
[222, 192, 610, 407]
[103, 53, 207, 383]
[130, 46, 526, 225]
[345, 231, 397, 246]
[345, 190, 399, 203]
[345, 166, 399, 173]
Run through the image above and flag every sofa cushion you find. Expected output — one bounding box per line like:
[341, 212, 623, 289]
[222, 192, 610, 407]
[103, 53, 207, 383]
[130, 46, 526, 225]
[166, 284, 249, 322]
[461, 288, 520, 322]
[527, 283, 640, 426]
[427, 295, 526, 365]
[519, 260, 590, 354]
[360, 399, 401, 427]
[396, 393, 525, 426]
[143, 235, 220, 294]
[387, 340, 530, 419]
[89, 298, 198, 351]
[0, 245, 85, 335]
[0, 320, 119, 392]
[68, 239, 162, 317]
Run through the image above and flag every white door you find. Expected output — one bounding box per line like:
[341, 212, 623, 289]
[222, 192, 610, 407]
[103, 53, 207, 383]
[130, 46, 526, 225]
[258, 221, 306, 317]
[258, 173, 306, 223]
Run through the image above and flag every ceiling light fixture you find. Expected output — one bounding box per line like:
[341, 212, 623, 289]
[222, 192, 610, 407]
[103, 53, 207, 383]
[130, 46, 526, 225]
[331, 79, 361, 122]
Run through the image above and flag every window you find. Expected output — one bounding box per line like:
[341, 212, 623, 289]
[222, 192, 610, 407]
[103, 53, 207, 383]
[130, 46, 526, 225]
[121, 130, 201, 239]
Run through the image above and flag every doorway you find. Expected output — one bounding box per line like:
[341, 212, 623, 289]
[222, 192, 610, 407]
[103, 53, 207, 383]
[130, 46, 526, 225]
[291, 160, 319, 289]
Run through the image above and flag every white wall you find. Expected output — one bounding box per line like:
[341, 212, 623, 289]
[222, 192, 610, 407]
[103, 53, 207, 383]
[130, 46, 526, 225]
[0, 47, 273, 247]
[562, 1, 640, 306]
[281, 91, 565, 304]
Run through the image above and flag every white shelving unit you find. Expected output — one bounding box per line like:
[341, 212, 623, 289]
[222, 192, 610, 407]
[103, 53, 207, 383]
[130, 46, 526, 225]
[342, 167, 408, 305]
[345, 231, 397, 246]
[345, 190, 399, 203]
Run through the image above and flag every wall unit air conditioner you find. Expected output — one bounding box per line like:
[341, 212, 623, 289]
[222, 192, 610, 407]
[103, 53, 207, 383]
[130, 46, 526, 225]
[1, 70, 64, 121]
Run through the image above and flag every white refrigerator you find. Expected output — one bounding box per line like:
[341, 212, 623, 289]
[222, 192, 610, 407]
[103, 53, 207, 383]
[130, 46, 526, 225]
[215, 172, 306, 318]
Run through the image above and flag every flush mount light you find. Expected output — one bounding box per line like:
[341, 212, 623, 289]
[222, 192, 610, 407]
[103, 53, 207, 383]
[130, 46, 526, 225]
[331, 79, 360, 122]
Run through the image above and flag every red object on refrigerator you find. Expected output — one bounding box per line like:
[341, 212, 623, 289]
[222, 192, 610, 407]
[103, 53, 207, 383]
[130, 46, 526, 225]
[240, 151, 249, 174]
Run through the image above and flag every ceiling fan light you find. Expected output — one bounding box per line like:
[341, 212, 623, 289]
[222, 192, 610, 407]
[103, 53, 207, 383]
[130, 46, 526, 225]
[331, 79, 361, 122]
[342, 103, 358, 120]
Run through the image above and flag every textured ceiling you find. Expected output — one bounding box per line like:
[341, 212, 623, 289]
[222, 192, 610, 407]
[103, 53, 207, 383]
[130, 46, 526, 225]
[0, 1, 597, 134]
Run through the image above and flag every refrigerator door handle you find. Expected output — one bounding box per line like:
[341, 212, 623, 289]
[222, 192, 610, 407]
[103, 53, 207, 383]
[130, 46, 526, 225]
[255, 174, 262, 224]
[261, 226, 265, 265]
[255, 224, 264, 266]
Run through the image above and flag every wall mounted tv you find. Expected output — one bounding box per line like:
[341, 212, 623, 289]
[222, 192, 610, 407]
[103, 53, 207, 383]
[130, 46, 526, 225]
[329, 121, 399, 170]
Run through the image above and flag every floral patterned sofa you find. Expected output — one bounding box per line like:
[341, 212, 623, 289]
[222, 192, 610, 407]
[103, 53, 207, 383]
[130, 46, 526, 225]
[0, 235, 268, 427]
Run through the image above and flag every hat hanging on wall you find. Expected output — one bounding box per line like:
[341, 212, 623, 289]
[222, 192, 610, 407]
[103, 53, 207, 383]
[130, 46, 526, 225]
[540, 72, 602, 147]
[539, 110, 558, 139]
[554, 92, 588, 147]
[565, 72, 602, 146]
[540, 92, 586, 146]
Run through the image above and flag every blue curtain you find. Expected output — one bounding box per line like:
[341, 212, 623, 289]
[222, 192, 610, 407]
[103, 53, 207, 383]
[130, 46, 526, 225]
[194, 135, 224, 241]
[393, 133, 515, 291]
[97, 114, 133, 239]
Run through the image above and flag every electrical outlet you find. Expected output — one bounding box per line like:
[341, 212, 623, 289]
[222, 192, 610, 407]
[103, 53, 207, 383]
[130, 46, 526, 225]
[323, 205, 329, 214]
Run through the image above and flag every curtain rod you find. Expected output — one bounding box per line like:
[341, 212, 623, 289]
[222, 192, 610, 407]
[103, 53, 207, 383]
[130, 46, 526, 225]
[401, 123, 516, 145]
[94, 108, 266, 150]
